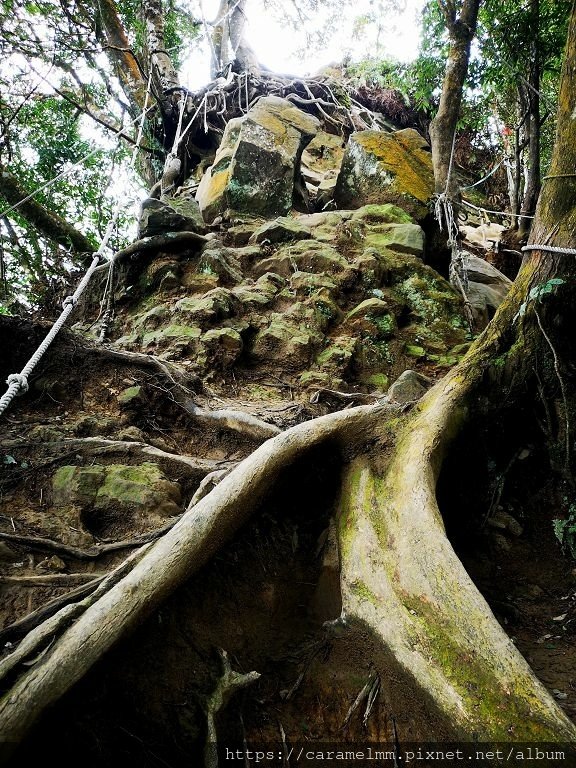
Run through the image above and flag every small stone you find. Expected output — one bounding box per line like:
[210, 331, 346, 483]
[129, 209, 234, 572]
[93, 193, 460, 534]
[386, 370, 432, 403]
[36, 555, 66, 572]
[117, 385, 143, 407]
[553, 689, 568, 700]
[249, 217, 312, 244]
[117, 426, 146, 442]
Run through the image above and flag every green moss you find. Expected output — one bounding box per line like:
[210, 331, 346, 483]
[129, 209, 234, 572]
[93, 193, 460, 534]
[400, 593, 563, 739]
[97, 462, 165, 505]
[350, 580, 380, 605]
[366, 373, 389, 391]
[405, 344, 426, 358]
[118, 385, 142, 405]
[351, 203, 414, 225]
[52, 465, 81, 496]
[141, 325, 202, 347]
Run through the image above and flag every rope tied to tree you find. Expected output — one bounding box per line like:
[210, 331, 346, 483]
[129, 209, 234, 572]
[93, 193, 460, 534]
[522, 244, 576, 255]
[433, 132, 475, 330]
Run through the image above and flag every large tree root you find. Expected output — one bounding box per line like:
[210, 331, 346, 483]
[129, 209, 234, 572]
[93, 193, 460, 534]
[337, 368, 576, 741]
[92, 346, 282, 440]
[0, 404, 373, 747]
[1, 355, 575, 751]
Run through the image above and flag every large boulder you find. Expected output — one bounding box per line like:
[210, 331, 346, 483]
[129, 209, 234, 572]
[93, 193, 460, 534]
[138, 196, 205, 238]
[334, 128, 434, 219]
[196, 96, 320, 223]
[452, 251, 512, 329]
[51, 462, 182, 540]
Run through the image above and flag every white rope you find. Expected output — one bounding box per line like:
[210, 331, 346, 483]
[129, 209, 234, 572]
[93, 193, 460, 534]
[170, 92, 187, 155]
[522, 244, 576, 255]
[460, 199, 535, 221]
[0, 100, 156, 222]
[460, 156, 507, 191]
[0, 72, 154, 416]
[432, 131, 475, 329]
[0, 253, 101, 415]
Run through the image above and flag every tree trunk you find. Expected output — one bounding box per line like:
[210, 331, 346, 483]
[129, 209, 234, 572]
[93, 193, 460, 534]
[143, 0, 180, 94]
[96, 0, 148, 116]
[429, 0, 481, 196]
[519, 0, 541, 237]
[210, 0, 260, 77]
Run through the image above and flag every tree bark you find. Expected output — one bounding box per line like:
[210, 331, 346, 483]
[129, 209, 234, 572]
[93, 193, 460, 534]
[518, 0, 541, 237]
[429, 0, 482, 196]
[142, 0, 180, 94]
[210, 0, 260, 78]
[95, 0, 149, 116]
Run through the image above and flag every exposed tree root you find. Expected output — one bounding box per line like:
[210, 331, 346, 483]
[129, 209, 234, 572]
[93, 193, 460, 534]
[92, 231, 208, 276]
[1, 341, 575, 749]
[0, 515, 181, 561]
[336, 366, 576, 740]
[92, 346, 282, 440]
[0, 437, 231, 476]
[0, 544, 152, 686]
[0, 577, 105, 646]
[0, 404, 376, 748]
[204, 649, 260, 768]
[0, 574, 106, 587]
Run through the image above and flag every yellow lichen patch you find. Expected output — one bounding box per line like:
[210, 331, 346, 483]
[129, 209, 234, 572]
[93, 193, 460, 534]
[355, 129, 434, 204]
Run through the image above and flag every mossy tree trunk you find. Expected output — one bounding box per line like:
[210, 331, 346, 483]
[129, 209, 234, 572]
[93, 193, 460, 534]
[429, 0, 481, 196]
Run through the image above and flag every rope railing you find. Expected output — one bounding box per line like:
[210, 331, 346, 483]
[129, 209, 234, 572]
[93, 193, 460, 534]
[0, 73, 154, 417]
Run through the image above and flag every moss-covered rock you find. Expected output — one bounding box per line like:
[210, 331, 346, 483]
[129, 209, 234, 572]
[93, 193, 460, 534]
[344, 298, 397, 339]
[351, 203, 415, 225]
[334, 128, 434, 219]
[364, 222, 425, 256]
[289, 270, 338, 296]
[117, 385, 142, 406]
[51, 462, 181, 539]
[253, 239, 350, 278]
[197, 243, 244, 285]
[141, 324, 202, 349]
[138, 197, 205, 238]
[251, 314, 322, 366]
[315, 335, 359, 376]
[199, 327, 243, 369]
[196, 96, 320, 222]
[249, 217, 312, 244]
[175, 287, 240, 324]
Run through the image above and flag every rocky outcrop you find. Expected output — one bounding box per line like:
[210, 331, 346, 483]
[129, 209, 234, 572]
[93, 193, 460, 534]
[110, 202, 468, 389]
[50, 462, 181, 542]
[196, 96, 320, 222]
[334, 128, 434, 219]
[452, 251, 512, 329]
[138, 197, 205, 238]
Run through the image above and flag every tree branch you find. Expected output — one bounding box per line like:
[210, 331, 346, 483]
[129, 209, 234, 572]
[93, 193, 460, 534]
[0, 168, 95, 254]
[95, 0, 149, 115]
